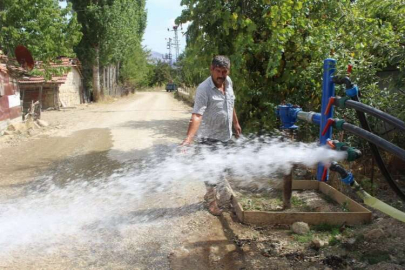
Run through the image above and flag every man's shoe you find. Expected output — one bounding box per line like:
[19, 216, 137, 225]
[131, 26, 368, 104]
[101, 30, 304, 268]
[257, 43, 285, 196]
[208, 201, 222, 216]
[204, 187, 216, 203]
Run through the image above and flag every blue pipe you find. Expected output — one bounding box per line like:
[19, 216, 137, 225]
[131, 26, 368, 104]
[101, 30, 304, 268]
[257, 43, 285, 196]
[312, 113, 321, 126]
[317, 59, 336, 181]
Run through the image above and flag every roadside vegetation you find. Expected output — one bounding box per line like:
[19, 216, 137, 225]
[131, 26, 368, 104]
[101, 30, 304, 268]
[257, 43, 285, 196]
[176, 0, 405, 136]
[175, 0, 405, 204]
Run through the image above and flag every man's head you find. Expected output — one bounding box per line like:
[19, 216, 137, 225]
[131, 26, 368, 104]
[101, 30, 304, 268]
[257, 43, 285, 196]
[210, 55, 230, 88]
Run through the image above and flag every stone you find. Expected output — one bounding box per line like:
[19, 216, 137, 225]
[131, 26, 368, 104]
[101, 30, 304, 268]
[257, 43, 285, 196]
[27, 129, 38, 136]
[291, 222, 310, 235]
[347, 238, 356, 245]
[310, 239, 324, 250]
[3, 130, 13, 135]
[364, 228, 385, 240]
[36, 119, 49, 127]
[216, 178, 234, 208]
[26, 119, 39, 130]
[7, 124, 16, 131]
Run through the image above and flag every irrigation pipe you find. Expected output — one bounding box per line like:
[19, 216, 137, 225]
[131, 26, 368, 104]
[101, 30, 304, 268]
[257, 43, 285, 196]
[344, 100, 405, 132]
[350, 95, 405, 202]
[342, 123, 405, 162]
[353, 182, 405, 223]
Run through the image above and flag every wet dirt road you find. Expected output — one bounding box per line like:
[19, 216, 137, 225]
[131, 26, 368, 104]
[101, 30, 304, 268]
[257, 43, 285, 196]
[0, 91, 244, 269]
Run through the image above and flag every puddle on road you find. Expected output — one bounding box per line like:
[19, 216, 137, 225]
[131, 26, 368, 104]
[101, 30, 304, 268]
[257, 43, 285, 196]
[0, 136, 347, 267]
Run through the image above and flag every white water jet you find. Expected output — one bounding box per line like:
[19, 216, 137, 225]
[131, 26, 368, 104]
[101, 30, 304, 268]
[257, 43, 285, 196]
[0, 136, 346, 256]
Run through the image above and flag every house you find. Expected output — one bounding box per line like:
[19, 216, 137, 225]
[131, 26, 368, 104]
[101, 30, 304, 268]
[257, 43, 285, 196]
[0, 53, 22, 132]
[18, 57, 84, 114]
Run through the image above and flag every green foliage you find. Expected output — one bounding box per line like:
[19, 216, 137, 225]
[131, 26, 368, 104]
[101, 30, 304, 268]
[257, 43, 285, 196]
[148, 60, 174, 87]
[120, 46, 152, 88]
[358, 177, 378, 194]
[293, 232, 313, 243]
[176, 0, 405, 138]
[290, 196, 307, 208]
[361, 251, 391, 265]
[29, 66, 72, 81]
[69, 0, 148, 91]
[0, 0, 82, 62]
[70, 0, 147, 65]
[312, 223, 340, 235]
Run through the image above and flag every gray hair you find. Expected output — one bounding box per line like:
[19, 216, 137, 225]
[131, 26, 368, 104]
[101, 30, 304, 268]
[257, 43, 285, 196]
[211, 55, 230, 69]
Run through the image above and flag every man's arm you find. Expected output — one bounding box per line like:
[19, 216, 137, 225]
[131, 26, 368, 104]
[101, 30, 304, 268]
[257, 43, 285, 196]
[233, 108, 242, 138]
[182, 113, 203, 145]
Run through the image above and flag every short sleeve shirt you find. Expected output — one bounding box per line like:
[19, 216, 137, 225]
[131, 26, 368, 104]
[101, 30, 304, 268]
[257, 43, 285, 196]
[192, 76, 235, 142]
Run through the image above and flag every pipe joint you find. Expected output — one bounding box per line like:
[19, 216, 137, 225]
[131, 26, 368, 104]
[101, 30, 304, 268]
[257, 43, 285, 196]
[276, 104, 302, 129]
[337, 96, 351, 109]
[346, 86, 359, 98]
[332, 76, 354, 89]
[329, 162, 354, 185]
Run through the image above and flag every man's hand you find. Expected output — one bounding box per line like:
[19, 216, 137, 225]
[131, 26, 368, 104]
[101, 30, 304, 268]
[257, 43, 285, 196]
[181, 138, 192, 146]
[232, 108, 241, 138]
[234, 123, 242, 138]
[181, 113, 202, 152]
[180, 138, 192, 154]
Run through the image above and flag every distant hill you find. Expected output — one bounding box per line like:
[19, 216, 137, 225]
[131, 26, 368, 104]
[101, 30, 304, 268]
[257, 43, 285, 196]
[150, 51, 164, 61]
[148, 51, 173, 65]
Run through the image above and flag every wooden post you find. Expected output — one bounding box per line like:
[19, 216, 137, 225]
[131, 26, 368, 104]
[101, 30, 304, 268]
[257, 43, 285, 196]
[283, 129, 295, 209]
[92, 46, 100, 101]
[283, 173, 293, 209]
[38, 83, 43, 119]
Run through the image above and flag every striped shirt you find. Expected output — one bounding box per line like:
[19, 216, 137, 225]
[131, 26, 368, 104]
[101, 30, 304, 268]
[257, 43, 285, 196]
[193, 76, 235, 142]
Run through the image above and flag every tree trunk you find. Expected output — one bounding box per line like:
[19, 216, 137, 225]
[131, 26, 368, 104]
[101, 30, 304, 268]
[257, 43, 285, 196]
[116, 62, 120, 84]
[103, 66, 107, 95]
[92, 46, 100, 101]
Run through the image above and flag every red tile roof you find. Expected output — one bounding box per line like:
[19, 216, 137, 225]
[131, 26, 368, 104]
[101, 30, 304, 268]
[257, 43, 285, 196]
[18, 57, 82, 85]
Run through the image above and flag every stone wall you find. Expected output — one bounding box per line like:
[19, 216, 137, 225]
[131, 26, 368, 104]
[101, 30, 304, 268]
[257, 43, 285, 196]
[59, 68, 82, 107]
[177, 86, 196, 106]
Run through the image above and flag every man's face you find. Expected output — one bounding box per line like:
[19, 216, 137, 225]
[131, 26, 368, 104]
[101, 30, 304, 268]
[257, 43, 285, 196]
[210, 65, 229, 87]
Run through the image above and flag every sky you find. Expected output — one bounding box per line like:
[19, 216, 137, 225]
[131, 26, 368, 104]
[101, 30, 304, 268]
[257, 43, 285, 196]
[142, 0, 188, 56]
[60, 1, 188, 57]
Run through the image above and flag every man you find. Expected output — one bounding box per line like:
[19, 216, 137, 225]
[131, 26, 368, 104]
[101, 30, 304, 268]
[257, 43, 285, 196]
[182, 55, 242, 215]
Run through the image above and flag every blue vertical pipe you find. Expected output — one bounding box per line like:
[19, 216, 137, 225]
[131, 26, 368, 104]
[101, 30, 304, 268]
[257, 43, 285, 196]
[317, 59, 336, 181]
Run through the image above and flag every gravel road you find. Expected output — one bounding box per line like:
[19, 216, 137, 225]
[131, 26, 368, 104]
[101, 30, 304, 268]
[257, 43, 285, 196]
[0, 91, 244, 270]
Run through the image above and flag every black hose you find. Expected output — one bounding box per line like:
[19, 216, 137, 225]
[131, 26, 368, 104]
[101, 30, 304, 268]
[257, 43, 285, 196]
[344, 100, 405, 132]
[342, 123, 405, 161]
[332, 76, 354, 89]
[329, 162, 349, 179]
[347, 96, 405, 201]
[333, 75, 405, 200]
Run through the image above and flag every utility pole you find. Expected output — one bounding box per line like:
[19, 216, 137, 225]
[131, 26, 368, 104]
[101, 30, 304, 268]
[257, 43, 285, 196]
[163, 38, 172, 66]
[167, 25, 181, 63]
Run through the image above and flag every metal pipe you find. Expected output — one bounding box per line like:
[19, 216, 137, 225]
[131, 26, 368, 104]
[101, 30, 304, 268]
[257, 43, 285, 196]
[317, 59, 336, 181]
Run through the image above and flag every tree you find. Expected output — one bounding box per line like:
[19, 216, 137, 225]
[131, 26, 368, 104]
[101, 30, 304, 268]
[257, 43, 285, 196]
[149, 60, 173, 87]
[69, 0, 147, 100]
[0, 0, 81, 62]
[176, 0, 405, 135]
[120, 46, 152, 88]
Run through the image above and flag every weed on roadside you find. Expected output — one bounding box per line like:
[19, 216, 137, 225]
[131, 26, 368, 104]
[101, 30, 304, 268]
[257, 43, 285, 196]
[293, 232, 313, 243]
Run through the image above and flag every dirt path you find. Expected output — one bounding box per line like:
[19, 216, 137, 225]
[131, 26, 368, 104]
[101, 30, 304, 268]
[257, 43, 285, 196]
[0, 91, 245, 269]
[1, 91, 404, 270]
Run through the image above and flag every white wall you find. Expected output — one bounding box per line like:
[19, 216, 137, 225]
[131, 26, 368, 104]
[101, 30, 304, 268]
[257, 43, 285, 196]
[59, 68, 82, 107]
